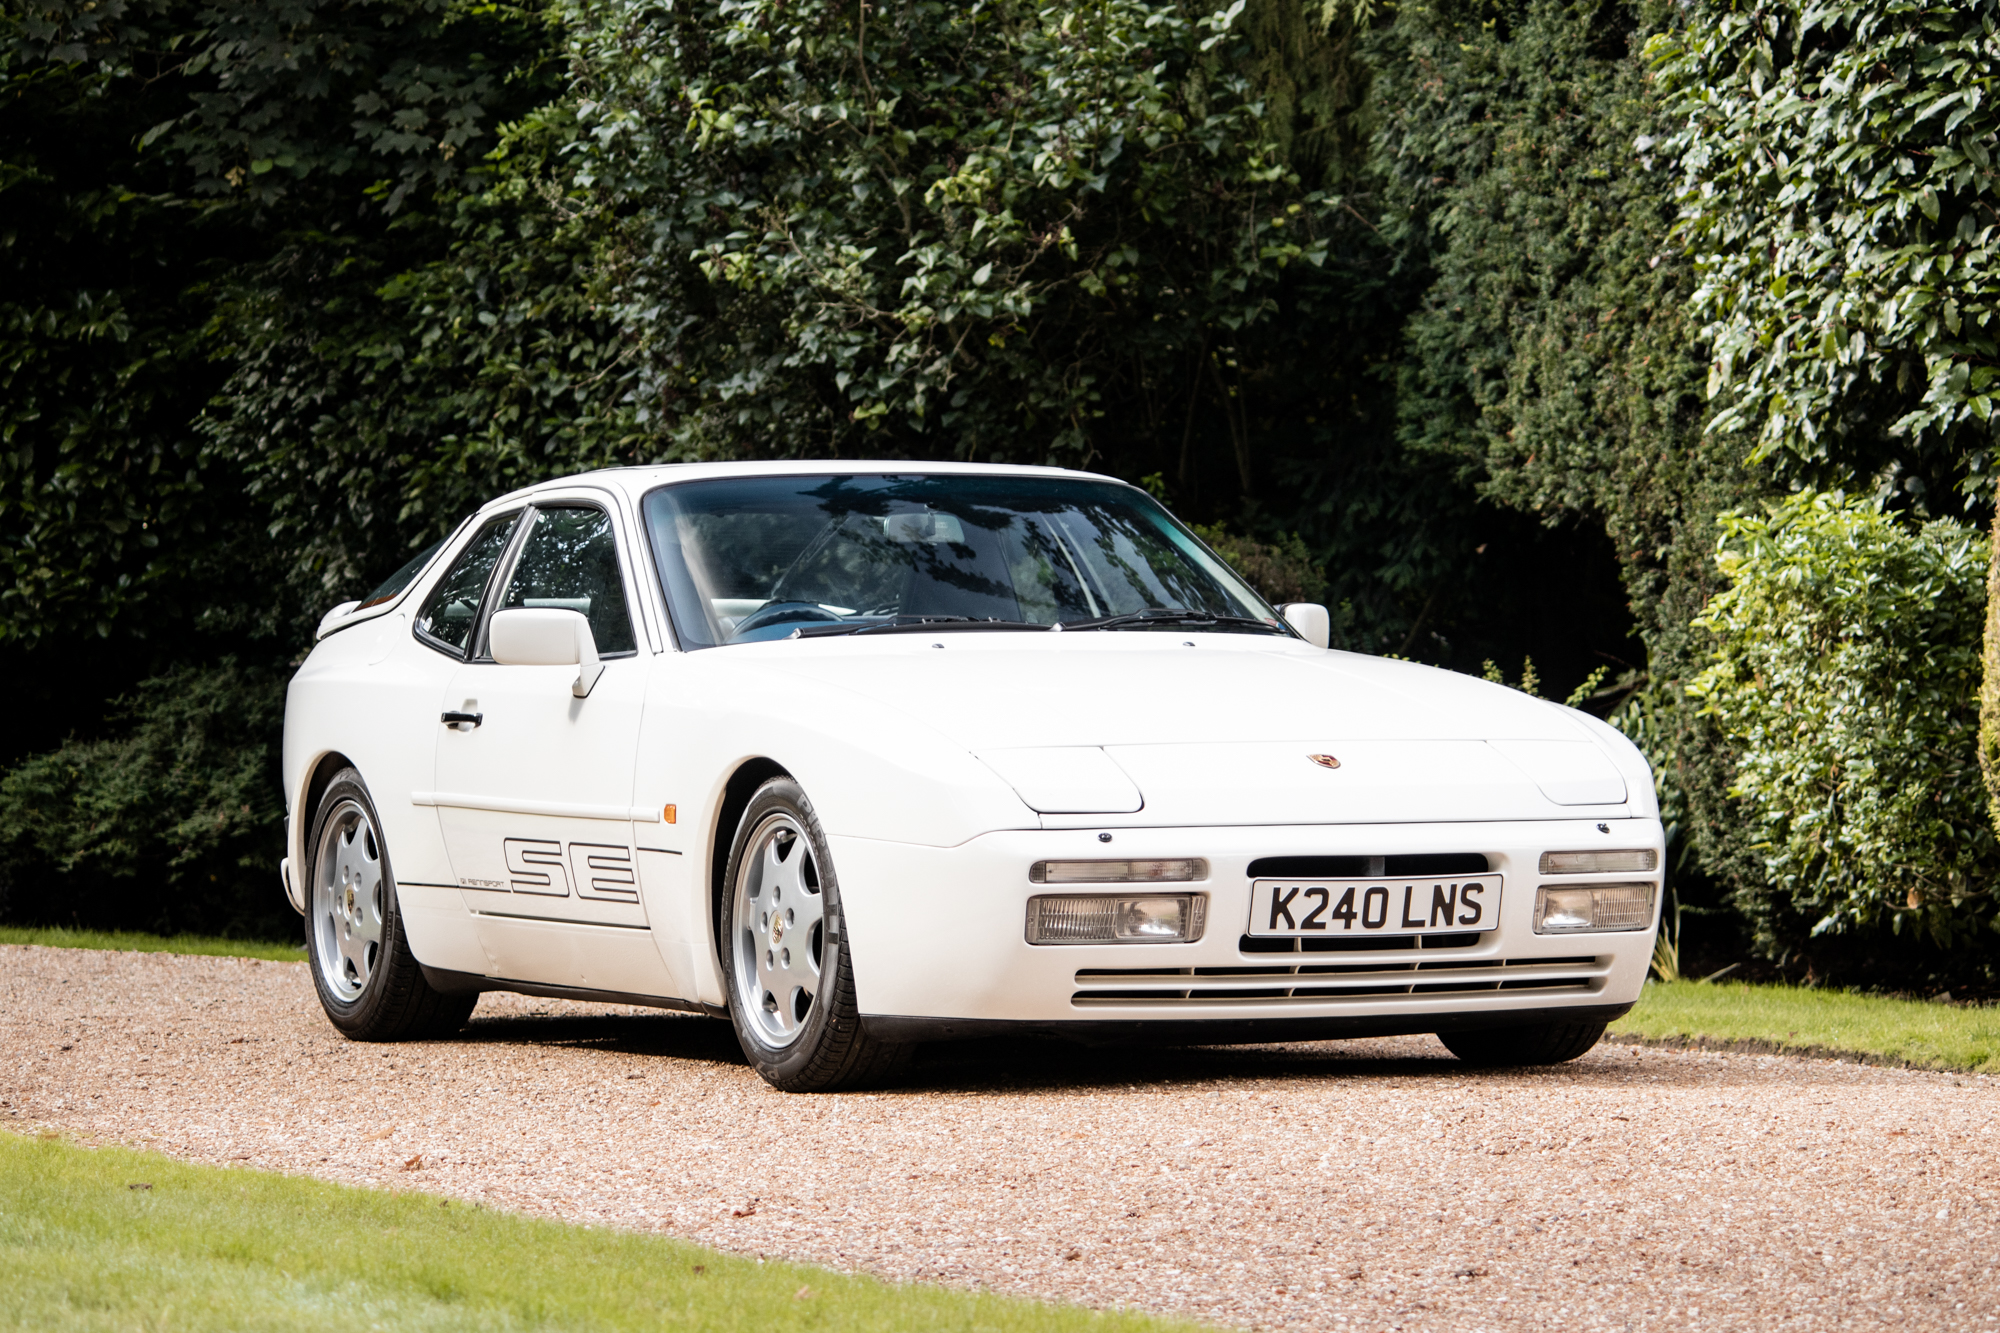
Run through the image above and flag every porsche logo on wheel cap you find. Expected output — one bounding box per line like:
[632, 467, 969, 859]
[1308, 754, 1341, 770]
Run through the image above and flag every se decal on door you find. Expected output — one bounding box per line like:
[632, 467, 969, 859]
[485, 838, 640, 902]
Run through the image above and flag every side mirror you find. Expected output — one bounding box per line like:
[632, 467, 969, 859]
[1280, 602, 1331, 650]
[489, 607, 604, 698]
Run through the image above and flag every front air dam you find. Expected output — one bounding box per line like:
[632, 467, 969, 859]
[860, 1001, 1636, 1046]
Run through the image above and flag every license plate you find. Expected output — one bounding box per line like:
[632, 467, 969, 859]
[1247, 876, 1503, 937]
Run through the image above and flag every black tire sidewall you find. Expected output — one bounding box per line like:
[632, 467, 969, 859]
[305, 768, 415, 1036]
[718, 778, 863, 1085]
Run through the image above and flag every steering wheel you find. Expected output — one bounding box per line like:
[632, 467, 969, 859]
[728, 601, 847, 642]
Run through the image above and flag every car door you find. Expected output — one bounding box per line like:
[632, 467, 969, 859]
[428, 498, 669, 990]
[359, 507, 527, 974]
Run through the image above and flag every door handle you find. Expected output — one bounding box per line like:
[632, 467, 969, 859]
[441, 711, 483, 728]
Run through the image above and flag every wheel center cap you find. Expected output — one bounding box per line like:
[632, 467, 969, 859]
[344, 885, 356, 918]
[770, 914, 786, 944]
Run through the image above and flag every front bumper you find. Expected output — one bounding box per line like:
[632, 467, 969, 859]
[833, 817, 1661, 1037]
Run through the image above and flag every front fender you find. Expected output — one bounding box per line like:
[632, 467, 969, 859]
[640, 653, 1038, 850]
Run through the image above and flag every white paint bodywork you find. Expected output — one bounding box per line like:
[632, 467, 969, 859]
[284, 462, 1663, 1036]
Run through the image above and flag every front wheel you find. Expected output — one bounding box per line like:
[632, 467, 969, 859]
[305, 767, 476, 1041]
[719, 777, 910, 1092]
[1437, 1018, 1607, 1067]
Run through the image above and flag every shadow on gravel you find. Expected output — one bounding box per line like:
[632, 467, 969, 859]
[460, 1011, 746, 1066]
[903, 1038, 1664, 1095]
[449, 1010, 1644, 1093]
[904, 1036, 1474, 1093]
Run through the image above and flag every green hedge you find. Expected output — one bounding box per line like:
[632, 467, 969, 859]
[0, 661, 291, 939]
[1691, 491, 1997, 971]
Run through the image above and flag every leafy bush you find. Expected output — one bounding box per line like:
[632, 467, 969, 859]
[0, 660, 293, 939]
[1690, 491, 1997, 960]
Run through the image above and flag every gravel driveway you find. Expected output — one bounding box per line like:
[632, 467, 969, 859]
[4, 944, 1995, 1330]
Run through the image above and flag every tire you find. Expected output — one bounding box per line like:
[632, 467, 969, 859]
[1437, 1018, 1607, 1067]
[305, 767, 477, 1041]
[718, 777, 910, 1092]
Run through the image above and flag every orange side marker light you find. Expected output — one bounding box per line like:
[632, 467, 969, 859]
[663, 803, 677, 825]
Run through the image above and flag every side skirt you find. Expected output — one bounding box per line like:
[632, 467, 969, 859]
[420, 965, 728, 1019]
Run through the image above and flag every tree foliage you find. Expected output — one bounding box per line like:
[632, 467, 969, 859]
[559, 0, 1580, 663]
[201, 106, 653, 611]
[1367, 0, 1772, 938]
[3, 9, 231, 646]
[1, 0, 565, 647]
[1654, 0, 2000, 502]
[15, 0, 1999, 983]
[1189, 523, 1328, 604]
[571, 0, 1340, 464]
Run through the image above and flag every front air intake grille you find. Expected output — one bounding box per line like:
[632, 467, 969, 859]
[1070, 955, 1605, 1007]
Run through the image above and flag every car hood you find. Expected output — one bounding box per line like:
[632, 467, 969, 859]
[765, 634, 1585, 747]
[758, 634, 1646, 825]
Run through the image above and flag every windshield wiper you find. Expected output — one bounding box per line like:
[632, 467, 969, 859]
[792, 615, 1047, 639]
[1055, 609, 1286, 634]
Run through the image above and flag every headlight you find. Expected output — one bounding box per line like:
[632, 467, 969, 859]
[1539, 848, 1658, 874]
[1029, 858, 1207, 884]
[1534, 883, 1655, 933]
[1026, 894, 1207, 944]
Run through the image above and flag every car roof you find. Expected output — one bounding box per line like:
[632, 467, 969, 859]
[480, 460, 1133, 513]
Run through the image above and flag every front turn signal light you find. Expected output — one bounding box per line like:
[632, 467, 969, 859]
[1029, 858, 1207, 884]
[1539, 848, 1658, 875]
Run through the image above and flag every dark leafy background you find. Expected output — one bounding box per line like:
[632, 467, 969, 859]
[3, 0, 1995, 986]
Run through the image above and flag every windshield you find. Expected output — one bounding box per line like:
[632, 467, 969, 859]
[640, 474, 1282, 647]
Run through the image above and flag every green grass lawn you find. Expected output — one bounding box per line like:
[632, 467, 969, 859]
[0, 1132, 1193, 1333]
[1611, 979, 2000, 1074]
[0, 925, 304, 963]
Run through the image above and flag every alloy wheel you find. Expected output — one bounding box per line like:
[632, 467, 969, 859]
[731, 812, 826, 1047]
[312, 798, 385, 1003]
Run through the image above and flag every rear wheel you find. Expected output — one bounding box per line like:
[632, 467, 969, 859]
[1437, 1018, 1607, 1067]
[719, 777, 910, 1092]
[305, 767, 476, 1041]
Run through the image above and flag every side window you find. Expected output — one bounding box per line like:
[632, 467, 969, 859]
[414, 512, 521, 656]
[495, 506, 638, 655]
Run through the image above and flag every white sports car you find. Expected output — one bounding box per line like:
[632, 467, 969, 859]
[283, 462, 1663, 1091]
